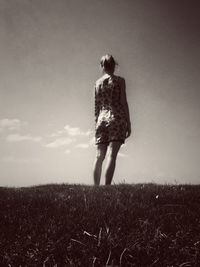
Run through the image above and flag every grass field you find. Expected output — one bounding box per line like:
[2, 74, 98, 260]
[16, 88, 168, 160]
[0, 183, 200, 266]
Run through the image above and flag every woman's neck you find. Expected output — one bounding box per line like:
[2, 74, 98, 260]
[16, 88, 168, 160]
[104, 72, 115, 77]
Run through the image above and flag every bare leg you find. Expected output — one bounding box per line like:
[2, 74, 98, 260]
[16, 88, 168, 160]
[105, 141, 122, 185]
[93, 144, 108, 185]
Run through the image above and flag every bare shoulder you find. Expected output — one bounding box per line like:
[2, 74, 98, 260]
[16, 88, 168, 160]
[95, 75, 106, 86]
[94, 77, 104, 95]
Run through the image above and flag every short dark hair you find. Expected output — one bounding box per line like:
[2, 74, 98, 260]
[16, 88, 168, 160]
[100, 54, 117, 72]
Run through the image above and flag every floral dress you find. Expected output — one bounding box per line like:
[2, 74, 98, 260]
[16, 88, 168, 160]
[94, 74, 127, 145]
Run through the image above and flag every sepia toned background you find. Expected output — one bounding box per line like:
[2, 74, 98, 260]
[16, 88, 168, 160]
[0, 0, 200, 186]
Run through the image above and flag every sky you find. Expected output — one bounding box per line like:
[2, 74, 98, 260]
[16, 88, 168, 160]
[0, 0, 200, 186]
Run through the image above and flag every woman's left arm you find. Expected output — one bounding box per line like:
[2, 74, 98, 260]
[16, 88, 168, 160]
[120, 78, 131, 137]
[94, 84, 100, 124]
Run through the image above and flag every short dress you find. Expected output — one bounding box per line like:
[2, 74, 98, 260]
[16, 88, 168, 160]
[94, 74, 127, 145]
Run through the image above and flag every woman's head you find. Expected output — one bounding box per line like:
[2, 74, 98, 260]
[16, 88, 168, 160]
[100, 54, 117, 75]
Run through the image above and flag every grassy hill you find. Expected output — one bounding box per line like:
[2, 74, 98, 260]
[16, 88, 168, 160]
[0, 183, 200, 266]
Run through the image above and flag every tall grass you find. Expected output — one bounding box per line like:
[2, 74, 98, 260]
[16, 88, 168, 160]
[0, 183, 200, 266]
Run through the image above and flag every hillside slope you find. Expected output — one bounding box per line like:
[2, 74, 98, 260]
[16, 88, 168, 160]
[0, 183, 200, 266]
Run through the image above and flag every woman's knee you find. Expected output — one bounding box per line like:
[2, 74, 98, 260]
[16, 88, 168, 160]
[96, 144, 107, 162]
[96, 150, 106, 162]
[108, 152, 117, 162]
[109, 141, 121, 160]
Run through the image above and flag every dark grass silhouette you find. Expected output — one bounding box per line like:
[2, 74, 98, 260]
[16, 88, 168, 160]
[0, 183, 200, 266]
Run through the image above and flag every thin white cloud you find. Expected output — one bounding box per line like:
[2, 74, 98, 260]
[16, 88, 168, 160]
[1, 156, 41, 163]
[45, 137, 75, 148]
[64, 125, 81, 136]
[48, 130, 65, 137]
[76, 143, 90, 149]
[64, 125, 93, 137]
[64, 149, 71, 155]
[85, 130, 93, 136]
[6, 134, 42, 142]
[48, 126, 93, 139]
[0, 118, 22, 132]
[89, 137, 95, 146]
[46, 125, 93, 150]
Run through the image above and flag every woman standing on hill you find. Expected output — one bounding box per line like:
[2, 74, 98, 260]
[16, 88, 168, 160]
[93, 54, 131, 185]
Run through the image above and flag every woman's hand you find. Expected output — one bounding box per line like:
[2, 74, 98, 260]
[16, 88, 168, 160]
[126, 122, 131, 138]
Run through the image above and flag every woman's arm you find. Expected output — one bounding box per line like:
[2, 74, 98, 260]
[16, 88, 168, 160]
[120, 78, 131, 137]
[94, 85, 100, 123]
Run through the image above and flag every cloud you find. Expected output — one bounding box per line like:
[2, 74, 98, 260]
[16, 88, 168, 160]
[1, 156, 41, 163]
[85, 130, 93, 136]
[76, 143, 90, 149]
[0, 118, 22, 132]
[48, 130, 65, 137]
[64, 149, 71, 155]
[64, 125, 81, 136]
[6, 134, 42, 142]
[89, 137, 95, 146]
[64, 125, 93, 137]
[46, 125, 93, 150]
[45, 137, 75, 148]
[48, 126, 93, 139]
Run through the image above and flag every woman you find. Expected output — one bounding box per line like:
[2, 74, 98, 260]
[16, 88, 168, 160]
[93, 54, 131, 185]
